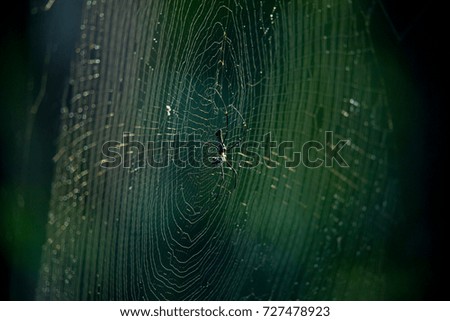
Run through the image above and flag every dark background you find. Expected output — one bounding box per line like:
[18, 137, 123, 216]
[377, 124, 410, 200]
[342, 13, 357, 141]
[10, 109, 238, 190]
[0, 1, 447, 300]
[0, 0, 82, 300]
[374, 1, 448, 300]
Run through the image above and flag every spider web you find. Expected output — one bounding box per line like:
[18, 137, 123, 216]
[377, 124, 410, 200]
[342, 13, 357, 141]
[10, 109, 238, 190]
[37, 0, 396, 300]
